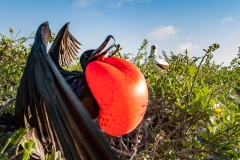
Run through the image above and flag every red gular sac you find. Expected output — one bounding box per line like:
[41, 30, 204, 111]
[81, 35, 148, 136]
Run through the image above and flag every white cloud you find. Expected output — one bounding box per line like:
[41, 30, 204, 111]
[114, 0, 134, 7]
[221, 15, 234, 23]
[74, 0, 101, 7]
[74, 0, 150, 8]
[139, 0, 151, 2]
[147, 25, 178, 39]
[103, 0, 134, 8]
[176, 42, 198, 52]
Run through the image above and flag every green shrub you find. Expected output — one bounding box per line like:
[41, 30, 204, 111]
[122, 40, 240, 159]
[0, 29, 32, 114]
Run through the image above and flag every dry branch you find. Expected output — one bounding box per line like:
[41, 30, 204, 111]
[0, 97, 16, 114]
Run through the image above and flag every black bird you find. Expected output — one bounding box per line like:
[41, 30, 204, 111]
[14, 22, 118, 159]
[49, 23, 116, 119]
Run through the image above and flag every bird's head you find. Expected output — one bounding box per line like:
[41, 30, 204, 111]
[80, 35, 118, 72]
[35, 21, 51, 49]
[150, 44, 158, 57]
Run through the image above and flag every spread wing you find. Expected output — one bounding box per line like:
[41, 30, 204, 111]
[48, 22, 81, 67]
[15, 22, 117, 160]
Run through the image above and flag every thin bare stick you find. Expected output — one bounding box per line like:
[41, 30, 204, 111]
[119, 136, 123, 150]
[150, 130, 164, 160]
[110, 146, 131, 157]
[142, 115, 156, 149]
[130, 124, 142, 160]
[119, 136, 128, 151]
[0, 97, 16, 113]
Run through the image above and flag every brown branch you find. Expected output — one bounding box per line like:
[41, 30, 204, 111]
[0, 97, 16, 113]
[130, 124, 142, 160]
[150, 130, 164, 160]
[110, 146, 131, 157]
[119, 136, 128, 151]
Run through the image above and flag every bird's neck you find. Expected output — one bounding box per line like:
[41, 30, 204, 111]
[149, 51, 157, 58]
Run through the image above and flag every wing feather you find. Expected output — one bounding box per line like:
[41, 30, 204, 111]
[48, 22, 81, 67]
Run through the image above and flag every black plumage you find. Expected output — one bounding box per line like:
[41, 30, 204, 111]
[48, 23, 100, 119]
[49, 25, 116, 119]
[14, 22, 118, 159]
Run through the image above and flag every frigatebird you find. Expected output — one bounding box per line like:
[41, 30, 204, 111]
[49, 23, 148, 136]
[14, 22, 118, 159]
[149, 45, 169, 70]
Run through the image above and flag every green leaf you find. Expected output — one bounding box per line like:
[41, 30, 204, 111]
[182, 140, 187, 147]
[207, 126, 214, 133]
[201, 86, 209, 95]
[0, 153, 8, 160]
[22, 140, 36, 152]
[192, 137, 199, 148]
[201, 102, 208, 109]
[199, 131, 209, 140]
[188, 65, 196, 77]
[10, 128, 27, 145]
[22, 151, 30, 160]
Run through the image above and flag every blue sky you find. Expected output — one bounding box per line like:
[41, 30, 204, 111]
[1, 0, 240, 65]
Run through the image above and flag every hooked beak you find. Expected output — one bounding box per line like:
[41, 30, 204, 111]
[80, 35, 121, 72]
[95, 44, 119, 61]
[88, 35, 115, 61]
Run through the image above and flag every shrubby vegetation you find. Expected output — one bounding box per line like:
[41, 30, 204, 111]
[126, 40, 240, 159]
[0, 29, 239, 159]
